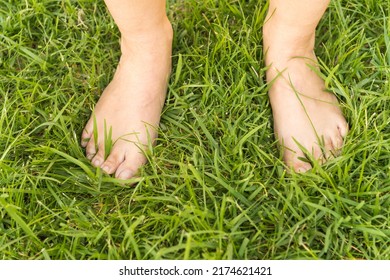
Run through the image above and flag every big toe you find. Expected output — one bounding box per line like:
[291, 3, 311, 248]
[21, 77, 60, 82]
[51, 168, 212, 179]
[100, 147, 125, 175]
[114, 152, 147, 180]
[115, 163, 139, 180]
[116, 168, 137, 180]
[283, 148, 312, 173]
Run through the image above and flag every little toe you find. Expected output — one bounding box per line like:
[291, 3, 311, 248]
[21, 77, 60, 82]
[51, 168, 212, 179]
[338, 119, 349, 138]
[85, 139, 97, 160]
[323, 137, 336, 162]
[81, 137, 90, 148]
[81, 131, 91, 147]
[331, 135, 344, 156]
[81, 122, 93, 147]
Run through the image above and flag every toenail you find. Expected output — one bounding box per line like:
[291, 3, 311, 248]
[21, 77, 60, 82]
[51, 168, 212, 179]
[86, 154, 94, 160]
[92, 159, 102, 166]
[117, 169, 133, 180]
[297, 167, 310, 173]
[102, 165, 111, 174]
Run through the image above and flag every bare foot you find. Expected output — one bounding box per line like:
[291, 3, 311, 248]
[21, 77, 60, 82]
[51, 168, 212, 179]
[81, 21, 172, 179]
[263, 24, 348, 172]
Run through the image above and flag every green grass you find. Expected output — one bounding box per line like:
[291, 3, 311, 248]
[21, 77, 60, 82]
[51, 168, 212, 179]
[0, 0, 389, 260]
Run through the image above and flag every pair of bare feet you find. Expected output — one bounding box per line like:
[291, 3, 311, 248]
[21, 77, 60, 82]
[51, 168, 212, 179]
[81, 17, 348, 180]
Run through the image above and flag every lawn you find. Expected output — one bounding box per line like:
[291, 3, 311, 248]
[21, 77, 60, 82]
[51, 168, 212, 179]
[0, 0, 389, 260]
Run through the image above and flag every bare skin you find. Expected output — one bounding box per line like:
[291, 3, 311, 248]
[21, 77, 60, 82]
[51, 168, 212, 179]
[81, 0, 172, 179]
[81, 0, 348, 178]
[264, 0, 348, 172]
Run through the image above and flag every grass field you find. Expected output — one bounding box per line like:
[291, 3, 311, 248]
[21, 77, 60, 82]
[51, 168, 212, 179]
[0, 0, 389, 260]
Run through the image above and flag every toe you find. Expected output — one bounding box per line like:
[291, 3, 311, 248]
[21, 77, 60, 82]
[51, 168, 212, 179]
[323, 136, 335, 161]
[312, 144, 326, 165]
[116, 168, 136, 180]
[81, 120, 94, 147]
[115, 161, 139, 179]
[290, 154, 312, 173]
[337, 119, 349, 138]
[115, 151, 146, 180]
[283, 147, 312, 173]
[81, 130, 91, 148]
[331, 134, 344, 156]
[100, 147, 125, 174]
[294, 164, 312, 173]
[91, 145, 105, 168]
[85, 138, 97, 160]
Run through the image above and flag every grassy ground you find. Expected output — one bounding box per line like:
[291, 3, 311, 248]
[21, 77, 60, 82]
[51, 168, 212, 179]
[0, 0, 389, 260]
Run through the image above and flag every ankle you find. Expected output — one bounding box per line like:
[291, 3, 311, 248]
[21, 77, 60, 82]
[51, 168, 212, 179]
[120, 17, 173, 55]
[263, 19, 316, 64]
[121, 16, 172, 40]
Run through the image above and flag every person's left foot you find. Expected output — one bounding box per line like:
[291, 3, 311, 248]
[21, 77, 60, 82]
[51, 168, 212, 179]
[263, 20, 349, 172]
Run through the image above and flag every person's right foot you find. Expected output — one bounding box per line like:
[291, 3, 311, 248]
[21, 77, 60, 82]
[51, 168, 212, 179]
[81, 20, 173, 179]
